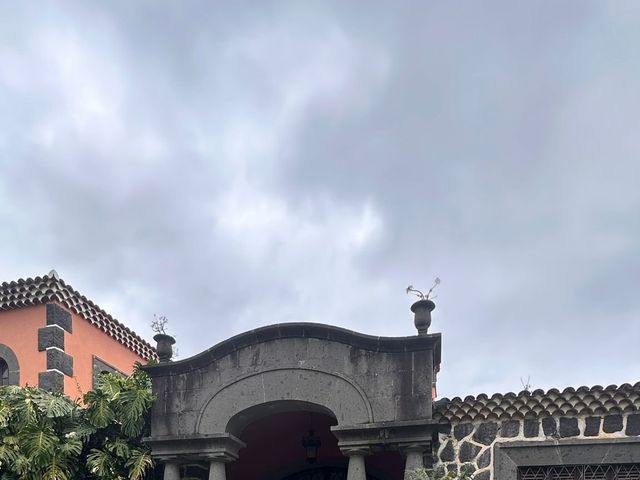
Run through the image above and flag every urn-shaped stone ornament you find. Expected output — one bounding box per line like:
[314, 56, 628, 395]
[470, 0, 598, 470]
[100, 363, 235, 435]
[153, 333, 176, 363]
[411, 299, 435, 335]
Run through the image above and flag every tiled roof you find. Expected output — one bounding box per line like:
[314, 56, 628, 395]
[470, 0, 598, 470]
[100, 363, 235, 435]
[433, 383, 640, 422]
[0, 271, 157, 360]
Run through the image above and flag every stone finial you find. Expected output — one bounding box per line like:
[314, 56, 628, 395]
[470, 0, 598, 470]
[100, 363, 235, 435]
[153, 333, 176, 363]
[411, 299, 435, 335]
[406, 279, 439, 335]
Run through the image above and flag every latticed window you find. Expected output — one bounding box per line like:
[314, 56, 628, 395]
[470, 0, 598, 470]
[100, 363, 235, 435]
[519, 464, 640, 480]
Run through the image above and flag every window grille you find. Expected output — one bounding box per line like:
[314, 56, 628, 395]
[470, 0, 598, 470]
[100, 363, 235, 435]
[518, 464, 640, 480]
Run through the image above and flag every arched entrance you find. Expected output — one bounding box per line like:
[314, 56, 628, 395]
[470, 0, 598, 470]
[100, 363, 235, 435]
[144, 323, 441, 480]
[224, 402, 401, 480]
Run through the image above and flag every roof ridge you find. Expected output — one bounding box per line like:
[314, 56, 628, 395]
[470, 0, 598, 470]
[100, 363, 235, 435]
[0, 271, 156, 360]
[434, 381, 640, 421]
[439, 382, 640, 404]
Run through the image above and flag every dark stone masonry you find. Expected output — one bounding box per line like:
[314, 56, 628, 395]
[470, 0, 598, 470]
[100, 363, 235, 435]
[477, 448, 491, 469]
[38, 370, 64, 392]
[37, 325, 65, 351]
[454, 422, 474, 440]
[46, 348, 73, 377]
[473, 422, 497, 445]
[46, 303, 72, 333]
[434, 383, 640, 480]
[439, 441, 454, 462]
[500, 419, 519, 438]
[559, 417, 580, 438]
[584, 416, 601, 436]
[542, 417, 557, 436]
[459, 441, 481, 462]
[524, 419, 540, 437]
[603, 414, 623, 433]
[626, 414, 640, 436]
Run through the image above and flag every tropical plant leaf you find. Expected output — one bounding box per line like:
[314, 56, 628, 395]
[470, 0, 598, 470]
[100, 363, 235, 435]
[126, 448, 154, 480]
[86, 448, 115, 477]
[84, 390, 115, 429]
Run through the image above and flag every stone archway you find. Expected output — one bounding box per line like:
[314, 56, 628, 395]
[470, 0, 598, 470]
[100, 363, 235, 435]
[144, 323, 441, 480]
[0, 343, 20, 385]
[198, 368, 372, 435]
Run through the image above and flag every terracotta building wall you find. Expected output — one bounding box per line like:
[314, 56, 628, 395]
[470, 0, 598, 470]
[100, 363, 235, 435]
[64, 306, 146, 398]
[0, 305, 47, 387]
[0, 302, 148, 398]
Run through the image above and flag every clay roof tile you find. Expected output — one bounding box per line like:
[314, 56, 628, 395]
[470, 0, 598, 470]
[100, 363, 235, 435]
[433, 382, 640, 422]
[0, 272, 156, 360]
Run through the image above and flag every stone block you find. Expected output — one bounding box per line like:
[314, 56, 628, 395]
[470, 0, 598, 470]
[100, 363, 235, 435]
[454, 422, 474, 440]
[439, 423, 451, 434]
[542, 417, 557, 436]
[46, 303, 72, 333]
[38, 326, 65, 351]
[46, 349, 73, 377]
[39, 370, 64, 392]
[524, 419, 540, 437]
[439, 441, 454, 462]
[625, 414, 640, 436]
[459, 441, 481, 462]
[559, 417, 580, 438]
[584, 416, 601, 436]
[500, 420, 520, 438]
[473, 422, 498, 445]
[477, 448, 491, 469]
[603, 414, 623, 433]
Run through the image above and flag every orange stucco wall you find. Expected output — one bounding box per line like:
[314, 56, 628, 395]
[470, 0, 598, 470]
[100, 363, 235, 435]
[0, 305, 47, 387]
[0, 302, 148, 398]
[64, 306, 147, 399]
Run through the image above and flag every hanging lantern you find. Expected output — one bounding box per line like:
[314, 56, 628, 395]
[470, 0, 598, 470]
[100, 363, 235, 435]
[301, 429, 321, 464]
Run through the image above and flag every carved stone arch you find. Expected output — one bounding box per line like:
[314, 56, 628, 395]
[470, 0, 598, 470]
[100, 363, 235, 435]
[0, 343, 20, 385]
[197, 367, 373, 435]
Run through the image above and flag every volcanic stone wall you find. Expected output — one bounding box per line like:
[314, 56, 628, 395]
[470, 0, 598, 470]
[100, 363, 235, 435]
[434, 412, 640, 480]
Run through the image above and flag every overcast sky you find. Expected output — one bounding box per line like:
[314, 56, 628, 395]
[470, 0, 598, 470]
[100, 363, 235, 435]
[1, 1, 639, 398]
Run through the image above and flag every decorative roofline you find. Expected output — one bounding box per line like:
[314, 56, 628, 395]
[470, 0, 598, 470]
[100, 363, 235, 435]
[434, 382, 640, 422]
[0, 272, 157, 360]
[144, 322, 441, 376]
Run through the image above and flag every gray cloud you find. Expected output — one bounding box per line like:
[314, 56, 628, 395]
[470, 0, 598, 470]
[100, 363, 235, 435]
[1, 1, 639, 397]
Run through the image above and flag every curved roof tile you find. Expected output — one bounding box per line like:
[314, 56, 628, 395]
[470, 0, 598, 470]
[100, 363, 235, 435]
[0, 272, 156, 360]
[434, 383, 640, 422]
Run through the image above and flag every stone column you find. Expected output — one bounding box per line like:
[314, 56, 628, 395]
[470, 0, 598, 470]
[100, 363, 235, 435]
[404, 451, 423, 479]
[163, 462, 180, 480]
[347, 454, 366, 480]
[208, 459, 226, 480]
[402, 444, 427, 480]
[344, 448, 369, 480]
